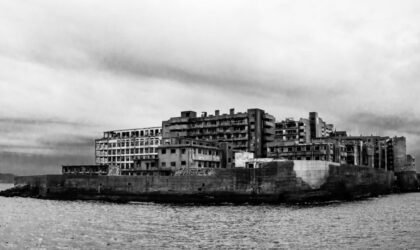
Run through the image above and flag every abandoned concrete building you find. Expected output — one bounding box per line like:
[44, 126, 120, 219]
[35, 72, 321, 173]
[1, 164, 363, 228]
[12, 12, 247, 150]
[162, 108, 275, 158]
[267, 140, 347, 163]
[274, 112, 334, 144]
[95, 127, 162, 174]
[82, 109, 415, 177]
[309, 112, 334, 139]
[274, 117, 311, 144]
[267, 134, 409, 171]
[158, 138, 223, 170]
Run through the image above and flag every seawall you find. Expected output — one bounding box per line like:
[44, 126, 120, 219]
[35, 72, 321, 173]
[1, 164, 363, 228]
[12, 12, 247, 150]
[9, 161, 395, 203]
[395, 171, 419, 192]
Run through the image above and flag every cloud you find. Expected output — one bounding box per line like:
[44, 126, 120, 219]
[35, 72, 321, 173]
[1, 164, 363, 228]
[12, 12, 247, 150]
[0, 0, 419, 174]
[0, 152, 93, 176]
[344, 112, 420, 137]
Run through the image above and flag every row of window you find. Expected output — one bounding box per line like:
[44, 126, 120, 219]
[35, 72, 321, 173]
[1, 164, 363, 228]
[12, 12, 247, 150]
[160, 148, 219, 156]
[268, 145, 332, 152]
[97, 148, 159, 155]
[96, 155, 158, 163]
[285, 156, 331, 161]
[96, 139, 161, 149]
[105, 129, 162, 138]
[161, 161, 220, 168]
[189, 119, 247, 127]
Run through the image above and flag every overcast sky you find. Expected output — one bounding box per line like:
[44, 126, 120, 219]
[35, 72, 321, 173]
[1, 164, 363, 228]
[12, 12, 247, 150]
[1, 0, 419, 175]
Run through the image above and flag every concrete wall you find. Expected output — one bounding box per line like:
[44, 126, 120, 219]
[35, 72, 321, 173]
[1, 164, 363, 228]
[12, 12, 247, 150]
[293, 160, 339, 189]
[13, 161, 395, 203]
[395, 171, 418, 191]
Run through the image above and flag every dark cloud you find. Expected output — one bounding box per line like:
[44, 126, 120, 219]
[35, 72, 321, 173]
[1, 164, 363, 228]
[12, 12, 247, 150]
[36, 134, 94, 150]
[0, 0, 419, 174]
[0, 152, 93, 176]
[345, 112, 420, 136]
[0, 117, 92, 127]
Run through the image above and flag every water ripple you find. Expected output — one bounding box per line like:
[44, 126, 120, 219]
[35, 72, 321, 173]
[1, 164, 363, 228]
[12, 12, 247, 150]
[0, 184, 419, 249]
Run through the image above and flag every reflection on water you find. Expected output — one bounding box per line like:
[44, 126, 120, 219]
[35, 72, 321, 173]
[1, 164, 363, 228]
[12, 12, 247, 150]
[0, 184, 419, 249]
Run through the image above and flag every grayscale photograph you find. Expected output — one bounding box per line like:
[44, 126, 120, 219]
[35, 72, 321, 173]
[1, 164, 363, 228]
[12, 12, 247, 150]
[0, 0, 419, 249]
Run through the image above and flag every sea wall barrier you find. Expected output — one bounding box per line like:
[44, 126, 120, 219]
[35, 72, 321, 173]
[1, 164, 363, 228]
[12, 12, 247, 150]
[7, 161, 401, 203]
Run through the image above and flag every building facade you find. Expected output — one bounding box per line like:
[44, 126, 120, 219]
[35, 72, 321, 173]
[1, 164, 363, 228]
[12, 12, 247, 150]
[95, 127, 162, 174]
[162, 108, 275, 157]
[309, 112, 334, 139]
[273, 112, 333, 145]
[405, 154, 416, 171]
[267, 140, 347, 163]
[157, 138, 224, 171]
[387, 136, 407, 172]
[274, 118, 310, 144]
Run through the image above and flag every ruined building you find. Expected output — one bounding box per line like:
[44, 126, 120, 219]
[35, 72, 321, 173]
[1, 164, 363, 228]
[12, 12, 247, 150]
[95, 127, 162, 175]
[309, 112, 334, 139]
[162, 108, 275, 158]
[274, 117, 310, 144]
[274, 112, 333, 144]
[267, 139, 347, 163]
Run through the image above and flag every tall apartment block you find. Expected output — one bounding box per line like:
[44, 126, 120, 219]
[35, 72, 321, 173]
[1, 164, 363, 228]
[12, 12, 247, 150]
[309, 112, 334, 139]
[162, 108, 275, 157]
[95, 127, 162, 174]
[386, 136, 407, 172]
[274, 118, 310, 144]
[274, 112, 333, 145]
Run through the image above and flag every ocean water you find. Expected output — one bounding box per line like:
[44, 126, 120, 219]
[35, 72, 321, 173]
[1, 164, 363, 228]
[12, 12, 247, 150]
[0, 184, 419, 249]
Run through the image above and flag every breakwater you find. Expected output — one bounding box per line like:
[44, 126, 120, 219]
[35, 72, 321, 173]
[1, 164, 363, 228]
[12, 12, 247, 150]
[2, 161, 404, 203]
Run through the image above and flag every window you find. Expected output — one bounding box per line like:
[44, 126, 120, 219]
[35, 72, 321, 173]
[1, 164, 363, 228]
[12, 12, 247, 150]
[170, 162, 176, 167]
[171, 149, 176, 154]
[181, 161, 186, 166]
[181, 149, 186, 154]
[161, 149, 166, 154]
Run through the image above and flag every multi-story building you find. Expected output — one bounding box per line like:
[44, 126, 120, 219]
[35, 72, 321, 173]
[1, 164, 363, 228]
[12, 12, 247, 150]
[162, 108, 275, 158]
[274, 118, 310, 144]
[405, 154, 416, 171]
[309, 112, 334, 139]
[334, 136, 391, 169]
[95, 127, 162, 174]
[386, 136, 407, 172]
[267, 140, 347, 163]
[157, 138, 225, 170]
[273, 112, 333, 145]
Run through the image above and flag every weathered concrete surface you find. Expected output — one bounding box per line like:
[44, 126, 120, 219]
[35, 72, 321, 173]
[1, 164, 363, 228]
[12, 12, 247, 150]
[395, 171, 419, 192]
[5, 161, 395, 204]
[293, 161, 339, 189]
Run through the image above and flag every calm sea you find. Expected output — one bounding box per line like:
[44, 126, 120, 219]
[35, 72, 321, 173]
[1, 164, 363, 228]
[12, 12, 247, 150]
[0, 183, 419, 249]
